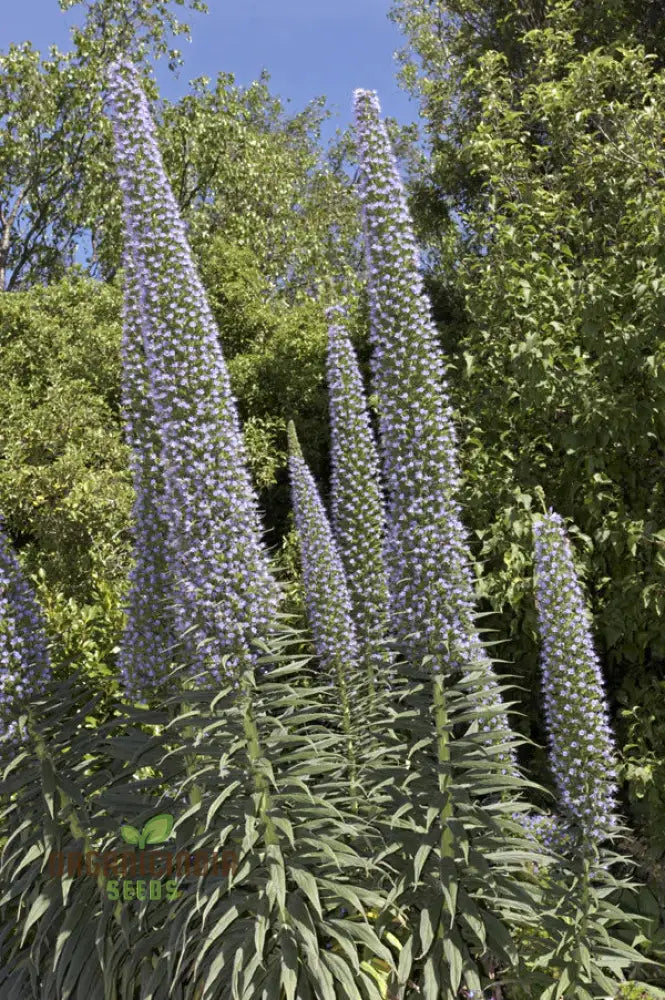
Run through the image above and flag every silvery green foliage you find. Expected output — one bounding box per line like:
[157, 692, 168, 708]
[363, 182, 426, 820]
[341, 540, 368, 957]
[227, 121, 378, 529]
[326, 306, 392, 699]
[0, 523, 50, 741]
[533, 510, 620, 846]
[106, 59, 281, 696]
[353, 88, 515, 768]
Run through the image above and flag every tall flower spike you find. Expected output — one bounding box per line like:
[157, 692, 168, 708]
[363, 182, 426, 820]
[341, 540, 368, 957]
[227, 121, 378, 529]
[326, 306, 392, 702]
[533, 510, 620, 845]
[0, 522, 51, 742]
[287, 421, 360, 700]
[352, 89, 515, 765]
[116, 248, 181, 702]
[106, 60, 281, 691]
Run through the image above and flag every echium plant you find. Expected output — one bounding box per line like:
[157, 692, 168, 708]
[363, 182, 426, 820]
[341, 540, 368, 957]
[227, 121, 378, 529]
[0, 522, 51, 742]
[287, 421, 359, 712]
[533, 510, 620, 847]
[114, 235, 180, 701]
[106, 60, 281, 694]
[352, 89, 515, 766]
[326, 306, 392, 704]
[288, 418, 381, 816]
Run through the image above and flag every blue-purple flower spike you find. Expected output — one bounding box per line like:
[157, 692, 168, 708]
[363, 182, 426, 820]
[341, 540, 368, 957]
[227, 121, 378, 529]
[0, 524, 51, 743]
[287, 421, 359, 704]
[326, 307, 392, 701]
[533, 510, 620, 845]
[106, 60, 281, 692]
[116, 249, 180, 701]
[352, 88, 515, 765]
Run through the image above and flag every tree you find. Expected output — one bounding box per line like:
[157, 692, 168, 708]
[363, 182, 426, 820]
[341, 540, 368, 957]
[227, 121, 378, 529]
[106, 69, 364, 297]
[1, 0, 368, 295]
[389, 0, 665, 251]
[0, 0, 206, 290]
[0, 275, 129, 690]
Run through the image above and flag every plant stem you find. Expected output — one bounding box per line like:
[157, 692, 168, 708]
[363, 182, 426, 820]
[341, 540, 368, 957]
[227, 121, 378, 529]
[240, 672, 279, 848]
[181, 701, 204, 834]
[336, 659, 359, 813]
[433, 676, 454, 860]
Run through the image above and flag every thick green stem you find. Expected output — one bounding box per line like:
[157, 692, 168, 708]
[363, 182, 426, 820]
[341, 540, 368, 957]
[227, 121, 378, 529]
[364, 640, 377, 716]
[432, 674, 455, 982]
[433, 676, 454, 860]
[181, 702, 204, 834]
[336, 659, 359, 813]
[579, 853, 591, 940]
[337, 663, 359, 813]
[240, 673, 279, 848]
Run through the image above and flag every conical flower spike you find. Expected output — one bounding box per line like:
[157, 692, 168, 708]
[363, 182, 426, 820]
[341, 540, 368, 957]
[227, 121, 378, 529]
[353, 89, 515, 766]
[287, 421, 360, 699]
[116, 248, 180, 701]
[326, 307, 392, 702]
[0, 523, 51, 742]
[533, 510, 620, 845]
[106, 60, 280, 691]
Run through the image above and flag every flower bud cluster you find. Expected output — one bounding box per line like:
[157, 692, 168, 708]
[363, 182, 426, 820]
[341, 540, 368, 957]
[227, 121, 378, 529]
[518, 811, 577, 856]
[287, 422, 359, 699]
[533, 511, 619, 844]
[106, 60, 280, 694]
[326, 308, 392, 697]
[0, 524, 50, 742]
[352, 89, 514, 765]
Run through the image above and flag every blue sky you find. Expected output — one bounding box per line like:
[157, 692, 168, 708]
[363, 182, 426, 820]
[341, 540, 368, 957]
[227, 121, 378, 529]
[4, 0, 420, 143]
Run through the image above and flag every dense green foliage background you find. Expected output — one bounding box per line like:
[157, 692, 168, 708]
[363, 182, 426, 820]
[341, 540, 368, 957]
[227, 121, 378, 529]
[3, 0, 665, 930]
[389, 0, 665, 862]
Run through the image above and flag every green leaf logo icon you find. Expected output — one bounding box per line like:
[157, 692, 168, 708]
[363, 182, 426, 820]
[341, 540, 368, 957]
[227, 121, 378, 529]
[141, 813, 174, 847]
[120, 824, 141, 846]
[120, 814, 174, 849]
